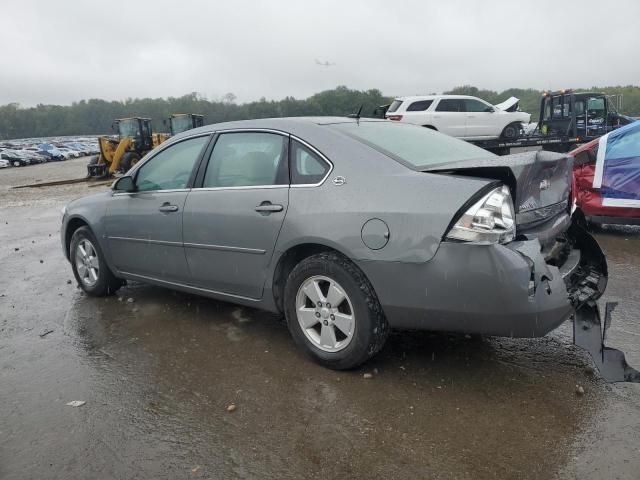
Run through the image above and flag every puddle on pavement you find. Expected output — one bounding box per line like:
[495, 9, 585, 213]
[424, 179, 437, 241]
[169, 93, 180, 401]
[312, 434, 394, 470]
[57, 282, 606, 479]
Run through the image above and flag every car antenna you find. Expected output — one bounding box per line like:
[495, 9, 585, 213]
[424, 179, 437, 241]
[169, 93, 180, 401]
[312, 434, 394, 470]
[347, 104, 364, 123]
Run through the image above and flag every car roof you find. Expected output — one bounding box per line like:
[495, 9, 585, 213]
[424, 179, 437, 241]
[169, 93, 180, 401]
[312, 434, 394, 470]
[393, 95, 479, 102]
[171, 116, 388, 141]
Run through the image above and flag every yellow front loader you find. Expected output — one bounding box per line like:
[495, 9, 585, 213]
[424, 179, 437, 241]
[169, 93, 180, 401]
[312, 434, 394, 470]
[87, 117, 169, 178]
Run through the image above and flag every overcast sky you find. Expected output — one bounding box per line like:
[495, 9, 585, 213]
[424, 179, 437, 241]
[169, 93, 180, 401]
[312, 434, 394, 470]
[1, 0, 638, 106]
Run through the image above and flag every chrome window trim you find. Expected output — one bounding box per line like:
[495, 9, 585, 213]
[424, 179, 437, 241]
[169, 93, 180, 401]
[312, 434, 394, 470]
[191, 185, 288, 192]
[112, 188, 191, 196]
[189, 129, 334, 190]
[289, 134, 334, 188]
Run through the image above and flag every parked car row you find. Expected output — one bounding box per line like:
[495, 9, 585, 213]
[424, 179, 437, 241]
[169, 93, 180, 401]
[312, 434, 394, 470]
[0, 136, 99, 168]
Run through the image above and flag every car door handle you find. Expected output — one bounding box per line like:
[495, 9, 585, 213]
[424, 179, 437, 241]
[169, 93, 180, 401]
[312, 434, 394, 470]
[158, 204, 179, 213]
[255, 202, 283, 213]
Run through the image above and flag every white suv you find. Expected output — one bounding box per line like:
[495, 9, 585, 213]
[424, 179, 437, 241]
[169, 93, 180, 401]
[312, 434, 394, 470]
[385, 95, 531, 140]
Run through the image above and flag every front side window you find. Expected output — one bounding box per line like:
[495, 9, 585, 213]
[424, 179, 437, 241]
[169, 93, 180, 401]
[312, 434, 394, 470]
[435, 99, 464, 112]
[290, 140, 330, 184]
[406, 100, 433, 112]
[135, 135, 208, 192]
[465, 99, 492, 112]
[203, 132, 287, 188]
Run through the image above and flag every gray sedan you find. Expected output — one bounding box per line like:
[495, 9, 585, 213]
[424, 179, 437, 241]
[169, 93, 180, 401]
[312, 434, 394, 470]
[61, 117, 607, 369]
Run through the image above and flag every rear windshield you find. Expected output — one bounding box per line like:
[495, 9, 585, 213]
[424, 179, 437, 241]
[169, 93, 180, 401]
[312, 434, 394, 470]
[328, 121, 494, 169]
[386, 100, 403, 113]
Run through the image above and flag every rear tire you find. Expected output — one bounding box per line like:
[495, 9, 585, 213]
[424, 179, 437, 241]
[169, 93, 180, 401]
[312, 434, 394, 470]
[70, 226, 122, 296]
[119, 152, 141, 173]
[284, 252, 389, 370]
[501, 122, 521, 139]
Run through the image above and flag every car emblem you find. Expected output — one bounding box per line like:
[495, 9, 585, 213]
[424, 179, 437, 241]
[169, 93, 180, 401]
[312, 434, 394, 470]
[333, 176, 346, 186]
[539, 179, 550, 191]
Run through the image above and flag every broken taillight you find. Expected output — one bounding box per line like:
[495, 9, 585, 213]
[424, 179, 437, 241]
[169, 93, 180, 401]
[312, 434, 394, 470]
[386, 115, 403, 121]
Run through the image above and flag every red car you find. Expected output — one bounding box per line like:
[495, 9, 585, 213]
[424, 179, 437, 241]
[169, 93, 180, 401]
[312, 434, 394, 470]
[571, 121, 640, 226]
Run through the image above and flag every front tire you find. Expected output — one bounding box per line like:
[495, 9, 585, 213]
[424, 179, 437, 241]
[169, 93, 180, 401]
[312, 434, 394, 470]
[501, 122, 521, 139]
[70, 226, 122, 296]
[284, 252, 388, 370]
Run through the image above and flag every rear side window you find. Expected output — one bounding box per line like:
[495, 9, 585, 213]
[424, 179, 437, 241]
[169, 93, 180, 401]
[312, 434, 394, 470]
[203, 132, 287, 188]
[387, 100, 403, 113]
[406, 100, 433, 112]
[435, 99, 464, 112]
[290, 140, 330, 185]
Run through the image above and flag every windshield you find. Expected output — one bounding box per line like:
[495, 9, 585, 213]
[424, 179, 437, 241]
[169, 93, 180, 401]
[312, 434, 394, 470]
[328, 121, 494, 169]
[171, 116, 194, 135]
[118, 119, 140, 138]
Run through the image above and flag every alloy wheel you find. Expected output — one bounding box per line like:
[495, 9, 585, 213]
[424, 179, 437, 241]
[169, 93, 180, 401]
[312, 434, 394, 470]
[295, 275, 355, 352]
[75, 238, 100, 287]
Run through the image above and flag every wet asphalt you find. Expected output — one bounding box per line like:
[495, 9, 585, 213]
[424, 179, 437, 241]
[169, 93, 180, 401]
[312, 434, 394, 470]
[1, 158, 639, 479]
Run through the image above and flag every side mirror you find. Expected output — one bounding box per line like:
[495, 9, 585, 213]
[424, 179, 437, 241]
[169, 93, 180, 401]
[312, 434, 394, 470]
[112, 175, 135, 192]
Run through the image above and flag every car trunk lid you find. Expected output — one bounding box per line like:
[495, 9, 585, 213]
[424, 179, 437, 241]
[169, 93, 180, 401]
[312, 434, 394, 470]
[424, 150, 573, 231]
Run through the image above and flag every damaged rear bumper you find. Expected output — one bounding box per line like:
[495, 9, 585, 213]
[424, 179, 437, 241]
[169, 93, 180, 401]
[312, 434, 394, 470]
[360, 213, 640, 382]
[361, 214, 607, 338]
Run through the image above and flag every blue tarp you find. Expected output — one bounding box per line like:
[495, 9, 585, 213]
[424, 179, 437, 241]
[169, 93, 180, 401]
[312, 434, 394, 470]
[593, 121, 640, 208]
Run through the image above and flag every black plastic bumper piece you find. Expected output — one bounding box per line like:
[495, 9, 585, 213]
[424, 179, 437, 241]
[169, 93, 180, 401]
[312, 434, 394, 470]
[574, 302, 640, 383]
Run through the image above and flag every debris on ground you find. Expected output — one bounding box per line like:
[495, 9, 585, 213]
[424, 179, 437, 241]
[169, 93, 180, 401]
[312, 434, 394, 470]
[39, 259, 43, 263]
[191, 466, 202, 475]
[584, 366, 595, 376]
[132, 307, 139, 313]
[363, 373, 374, 379]
[575, 385, 585, 396]
[14, 247, 19, 251]
[39, 329, 54, 338]
[127, 298, 135, 303]
[66, 400, 86, 407]
[66, 279, 72, 284]
[226, 404, 237, 412]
